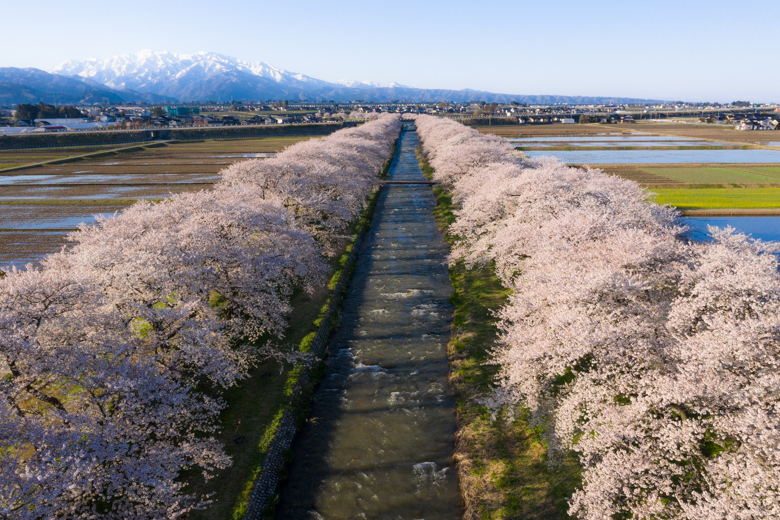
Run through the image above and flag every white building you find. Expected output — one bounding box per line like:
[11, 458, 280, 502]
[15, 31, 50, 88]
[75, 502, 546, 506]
[736, 118, 778, 131]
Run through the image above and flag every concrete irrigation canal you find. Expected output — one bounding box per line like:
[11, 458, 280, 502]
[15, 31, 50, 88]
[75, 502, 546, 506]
[275, 125, 462, 519]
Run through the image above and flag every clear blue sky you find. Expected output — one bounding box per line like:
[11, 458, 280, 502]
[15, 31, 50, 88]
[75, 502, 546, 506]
[2, 0, 778, 102]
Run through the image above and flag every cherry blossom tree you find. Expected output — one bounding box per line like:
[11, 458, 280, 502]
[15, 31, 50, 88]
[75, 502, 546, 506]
[221, 114, 400, 252]
[0, 115, 401, 518]
[349, 111, 381, 120]
[415, 114, 780, 520]
[0, 267, 230, 519]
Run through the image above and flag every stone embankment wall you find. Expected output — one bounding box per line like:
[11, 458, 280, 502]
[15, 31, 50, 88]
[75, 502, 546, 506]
[242, 231, 367, 518]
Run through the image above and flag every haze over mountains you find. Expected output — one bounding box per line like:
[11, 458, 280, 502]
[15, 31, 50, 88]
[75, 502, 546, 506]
[1, 50, 662, 105]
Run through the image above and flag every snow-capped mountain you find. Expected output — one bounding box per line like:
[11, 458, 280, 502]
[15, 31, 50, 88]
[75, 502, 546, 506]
[49, 51, 425, 102]
[51, 50, 334, 100]
[35, 49, 664, 104]
[335, 80, 407, 89]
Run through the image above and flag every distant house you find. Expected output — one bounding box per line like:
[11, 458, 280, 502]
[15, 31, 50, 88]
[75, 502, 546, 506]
[736, 119, 777, 131]
[273, 116, 292, 124]
[34, 118, 88, 126]
[31, 125, 68, 133]
[126, 117, 146, 128]
[241, 115, 265, 125]
[560, 118, 575, 124]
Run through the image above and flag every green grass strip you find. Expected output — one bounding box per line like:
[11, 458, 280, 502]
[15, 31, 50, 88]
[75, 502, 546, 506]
[652, 188, 780, 209]
[417, 145, 582, 519]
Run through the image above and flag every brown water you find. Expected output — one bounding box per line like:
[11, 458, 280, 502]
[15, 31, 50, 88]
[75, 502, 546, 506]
[275, 126, 462, 519]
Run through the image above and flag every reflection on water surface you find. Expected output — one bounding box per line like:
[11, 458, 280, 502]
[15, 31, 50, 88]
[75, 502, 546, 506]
[276, 126, 461, 519]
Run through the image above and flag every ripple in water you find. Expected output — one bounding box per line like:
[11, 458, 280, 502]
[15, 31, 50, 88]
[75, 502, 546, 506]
[276, 126, 461, 519]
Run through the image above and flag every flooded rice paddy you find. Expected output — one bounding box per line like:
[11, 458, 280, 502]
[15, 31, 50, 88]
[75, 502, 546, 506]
[526, 149, 780, 164]
[512, 127, 780, 255]
[521, 141, 731, 148]
[206, 153, 277, 158]
[510, 135, 697, 142]
[276, 126, 461, 519]
[0, 204, 128, 230]
[0, 173, 220, 185]
[683, 216, 780, 243]
[0, 183, 207, 201]
[0, 137, 302, 269]
[0, 231, 71, 268]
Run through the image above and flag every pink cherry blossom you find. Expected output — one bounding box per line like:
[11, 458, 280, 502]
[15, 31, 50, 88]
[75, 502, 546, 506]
[415, 114, 780, 519]
[0, 115, 401, 517]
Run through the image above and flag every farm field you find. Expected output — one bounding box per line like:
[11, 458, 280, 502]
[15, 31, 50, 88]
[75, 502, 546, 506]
[478, 121, 780, 145]
[0, 135, 309, 170]
[599, 164, 780, 210]
[476, 123, 640, 137]
[629, 122, 780, 145]
[598, 164, 780, 186]
[0, 135, 315, 269]
[199, 109, 318, 120]
[477, 123, 780, 212]
[651, 187, 780, 209]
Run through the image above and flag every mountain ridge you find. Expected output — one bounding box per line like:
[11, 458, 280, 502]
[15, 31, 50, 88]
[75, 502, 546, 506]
[1, 50, 665, 105]
[0, 67, 176, 105]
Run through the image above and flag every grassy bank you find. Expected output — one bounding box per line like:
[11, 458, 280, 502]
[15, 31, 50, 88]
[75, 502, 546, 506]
[417, 148, 581, 519]
[188, 193, 379, 520]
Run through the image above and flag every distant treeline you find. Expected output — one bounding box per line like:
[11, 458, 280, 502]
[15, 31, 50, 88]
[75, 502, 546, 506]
[15, 103, 84, 121]
[0, 121, 361, 150]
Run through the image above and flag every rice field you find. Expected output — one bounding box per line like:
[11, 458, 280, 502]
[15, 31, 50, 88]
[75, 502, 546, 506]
[478, 123, 780, 212]
[0, 135, 315, 269]
[638, 166, 780, 184]
[652, 188, 780, 209]
[597, 164, 780, 186]
[0, 231, 71, 268]
[478, 122, 780, 145]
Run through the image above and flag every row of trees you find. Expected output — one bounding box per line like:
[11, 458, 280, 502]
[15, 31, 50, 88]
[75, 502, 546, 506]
[0, 115, 401, 518]
[14, 103, 84, 121]
[415, 115, 780, 519]
[348, 111, 382, 120]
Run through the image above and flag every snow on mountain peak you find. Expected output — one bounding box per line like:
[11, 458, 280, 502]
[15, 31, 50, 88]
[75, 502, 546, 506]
[336, 79, 405, 89]
[49, 50, 332, 94]
[47, 50, 412, 101]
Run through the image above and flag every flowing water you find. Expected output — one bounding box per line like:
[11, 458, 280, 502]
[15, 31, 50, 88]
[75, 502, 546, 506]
[275, 126, 461, 519]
